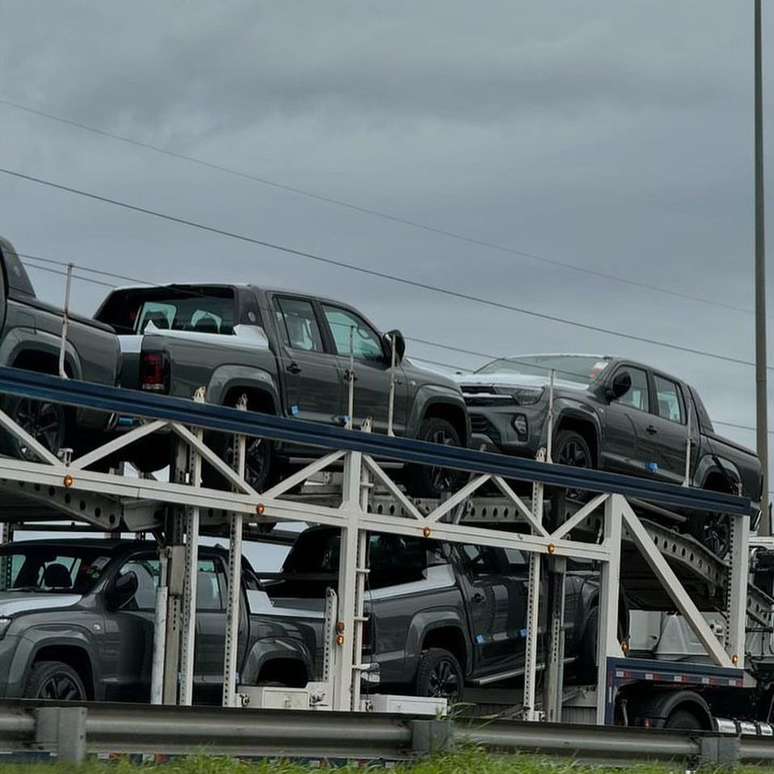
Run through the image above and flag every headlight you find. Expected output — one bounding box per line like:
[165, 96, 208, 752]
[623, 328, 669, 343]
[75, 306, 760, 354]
[511, 387, 544, 405]
[0, 618, 12, 639]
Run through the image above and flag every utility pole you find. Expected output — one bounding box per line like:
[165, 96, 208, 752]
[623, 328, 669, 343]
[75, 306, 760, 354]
[755, 0, 770, 534]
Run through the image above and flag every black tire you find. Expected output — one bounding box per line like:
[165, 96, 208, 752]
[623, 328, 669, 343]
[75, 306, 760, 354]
[414, 648, 464, 703]
[553, 429, 594, 502]
[405, 418, 464, 498]
[24, 661, 87, 701]
[577, 604, 629, 682]
[0, 396, 66, 461]
[665, 709, 704, 730]
[203, 429, 277, 493]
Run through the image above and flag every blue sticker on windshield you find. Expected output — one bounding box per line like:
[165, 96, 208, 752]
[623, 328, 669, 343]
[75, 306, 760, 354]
[291, 405, 300, 416]
[647, 462, 659, 473]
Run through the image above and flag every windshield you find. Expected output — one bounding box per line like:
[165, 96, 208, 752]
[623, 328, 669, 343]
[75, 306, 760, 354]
[0, 547, 113, 594]
[475, 355, 610, 385]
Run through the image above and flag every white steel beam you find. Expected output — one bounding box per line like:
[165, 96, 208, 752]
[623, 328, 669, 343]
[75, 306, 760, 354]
[0, 408, 60, 466]
[551, 494, 609, 540]
[363, 455, 426, 521]
[70, 420, 168, 470]
[726, 512, 751, 668]
[621, 499, 733, 668]
[150, 550, 169, 705]
[492, 476, 550, 537]
[262, 450, 345, 499]
[522, 551, 541, 721]
[425, 474, 491, 524]
[595, 495, 624, 724]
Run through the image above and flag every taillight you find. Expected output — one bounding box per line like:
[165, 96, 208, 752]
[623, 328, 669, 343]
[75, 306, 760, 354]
[140, 351, 169, 393]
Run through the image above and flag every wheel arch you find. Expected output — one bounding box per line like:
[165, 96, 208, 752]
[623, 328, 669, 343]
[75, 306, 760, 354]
[555, 410, 601, 467]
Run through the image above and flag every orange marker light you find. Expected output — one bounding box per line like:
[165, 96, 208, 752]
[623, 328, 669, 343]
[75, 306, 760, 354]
[256, 503, 266, 516]
[336, 635, 345, 646]
[423, 527, 432, 538]
[63, 474, 75, 488]
[547, 543, 556, 555]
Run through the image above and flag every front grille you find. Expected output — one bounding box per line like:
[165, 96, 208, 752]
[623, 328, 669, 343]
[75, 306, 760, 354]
[460, 384, 494, 395]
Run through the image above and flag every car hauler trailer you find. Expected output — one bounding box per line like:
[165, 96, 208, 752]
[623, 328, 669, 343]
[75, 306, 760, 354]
[0, 365, 770, 732]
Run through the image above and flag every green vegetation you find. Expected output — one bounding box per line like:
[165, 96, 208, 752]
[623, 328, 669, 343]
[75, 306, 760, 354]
[0, 751, 741, 774]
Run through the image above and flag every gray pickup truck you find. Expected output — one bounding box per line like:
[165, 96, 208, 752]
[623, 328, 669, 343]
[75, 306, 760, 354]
[0, 238, 120, 459]
[0, 535, 601, 705]
[254, 526, 603, 700]
[95, 283, 469, 497]
[456, 354, 762, 554]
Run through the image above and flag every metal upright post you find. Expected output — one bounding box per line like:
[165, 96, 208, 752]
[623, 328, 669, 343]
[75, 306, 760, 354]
[546, 370, 556, 463]
[595, 495, 623, 725]
[58, 263, 73, 379]
[150, 549, 169, 705]
[755, 0, 770, 534]
[386, 335, 398, 437]
[223, 397, 247, 707]
[523, 469, 545, 721]
[346, 326, 356, 431]
[726, 512, 751, 669]
[332, 449, 363, 711]
[544, 556, 567, 723]
[682, 408, 692, 487]
[179, 389, 205, 706]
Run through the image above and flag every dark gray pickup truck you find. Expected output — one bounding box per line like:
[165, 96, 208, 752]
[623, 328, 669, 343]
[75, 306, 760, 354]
[0, 238, 120, 459]
[456, 354, 762, 553]
[95, 283, 469, 496]
[254, 526, 601, 701]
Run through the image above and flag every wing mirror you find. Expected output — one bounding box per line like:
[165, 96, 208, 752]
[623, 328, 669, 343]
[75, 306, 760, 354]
[383, 330, 406, 365]
[607, 371, 632, 401]
[107, 571, 138, 611]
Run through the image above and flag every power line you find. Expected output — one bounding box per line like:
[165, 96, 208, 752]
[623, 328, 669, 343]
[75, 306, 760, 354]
[0, 96, 755, 318]
[15, 243, 769, 441]
[0, 166, 765, 373]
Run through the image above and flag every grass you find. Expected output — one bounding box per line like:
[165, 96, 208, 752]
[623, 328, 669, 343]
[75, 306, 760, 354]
[0, 750, 749, 774]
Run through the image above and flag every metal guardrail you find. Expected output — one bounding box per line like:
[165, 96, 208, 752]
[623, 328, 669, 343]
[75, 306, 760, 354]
[0, 366, 752, 515]
[0, 699, 762, 767]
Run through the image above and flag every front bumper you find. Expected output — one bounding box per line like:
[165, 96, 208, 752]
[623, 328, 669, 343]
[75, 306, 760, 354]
[466, 401, 548, 457]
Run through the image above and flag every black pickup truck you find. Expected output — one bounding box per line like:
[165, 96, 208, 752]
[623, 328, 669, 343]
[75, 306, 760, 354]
[0, 536, 600, 705]
[94, 283, 469, 497]
[456, 354, 762, 553]
[254, 526, 602, 700]
[0, 238, 120, 459]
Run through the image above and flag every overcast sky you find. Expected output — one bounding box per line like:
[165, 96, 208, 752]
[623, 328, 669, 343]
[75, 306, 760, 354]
[0, 1, 770, 494]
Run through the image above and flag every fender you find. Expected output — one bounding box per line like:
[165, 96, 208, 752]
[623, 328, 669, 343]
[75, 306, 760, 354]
[694, 452, 742, 491]
[206, 364, 281, 412]
[553, 402, 603, 466]
[0, 327, 83, 380]
[12, 630, 100, 699]
[635, 689, 713, 729]
[405, 385, 469, 441]
[404, 611, 471, 676]
[240, 637, 314, 685]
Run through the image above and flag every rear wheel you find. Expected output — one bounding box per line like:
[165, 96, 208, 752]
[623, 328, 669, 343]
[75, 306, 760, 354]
[664, 709, 704, 730]
[405, 418, 464, 498]
[0, 396, 66, 460]
[24, 661, 87, 701]
[415, 648, 463, 704]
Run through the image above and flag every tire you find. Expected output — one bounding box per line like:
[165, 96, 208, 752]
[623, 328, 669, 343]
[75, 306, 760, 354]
[405, 418, 464, 498]
[553, 429, 594, 502]
[414, 648, 464, 703]
[577, 603, 629, 682]
[204, 427, 277, 493]
[0, 396, 66, 461]
[665, 709, 704, 730]
[24, 661, 87, 701]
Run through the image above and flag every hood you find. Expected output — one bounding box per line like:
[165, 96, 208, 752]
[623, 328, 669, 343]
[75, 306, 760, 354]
[0, 592, 82, 617]
[454, 371, 588, 393]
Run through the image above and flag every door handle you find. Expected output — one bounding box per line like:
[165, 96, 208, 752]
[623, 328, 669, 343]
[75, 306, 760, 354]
[287, 362, 302, 374]
[472, 592, 485, 604]
[646, 425, 658, 435]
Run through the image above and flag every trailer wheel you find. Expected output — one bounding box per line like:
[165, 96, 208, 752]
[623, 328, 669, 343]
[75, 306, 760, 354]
[665, 709, 704, 730]
[415, 648, 463, 703]
[24, 661, 87, 701]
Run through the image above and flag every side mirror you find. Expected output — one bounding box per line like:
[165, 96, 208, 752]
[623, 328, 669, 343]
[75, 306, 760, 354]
[607, 371, 632, 401]
[107, 571, 138, 611]
[384, 330, 406, 364]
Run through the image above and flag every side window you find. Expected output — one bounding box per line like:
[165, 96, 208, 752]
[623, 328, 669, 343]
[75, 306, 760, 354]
[322, 306, 384, 362]
[654, 376, 685, 424]
[460, 545, 503, 576]
[368, 534, 427, 589]
[197, 559, 226, 611]
[118, 558, 160, 610]
[273, 297, 324, 353]
[615, 367, 649, 412]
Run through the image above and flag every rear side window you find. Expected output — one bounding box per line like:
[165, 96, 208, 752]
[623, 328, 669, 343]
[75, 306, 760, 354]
[273, 297, 324, 353]
[654, 376, 685, 424]
[0, 241, 35, 297]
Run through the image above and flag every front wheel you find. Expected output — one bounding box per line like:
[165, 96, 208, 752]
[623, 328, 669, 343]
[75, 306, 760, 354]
[553, 429, 594, 502]
[405, 418, 464, 498]
[24, 661, 87, 701]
